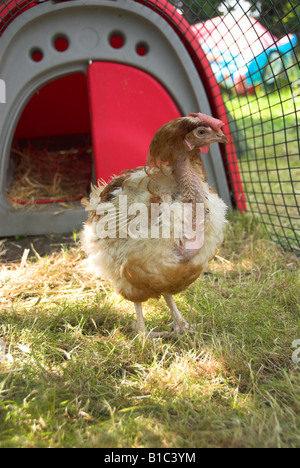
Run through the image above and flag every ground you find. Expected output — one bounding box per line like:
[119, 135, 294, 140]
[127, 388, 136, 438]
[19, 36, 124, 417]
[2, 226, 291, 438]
[0, 212, 299, 448]
[0, 232, 76, 263]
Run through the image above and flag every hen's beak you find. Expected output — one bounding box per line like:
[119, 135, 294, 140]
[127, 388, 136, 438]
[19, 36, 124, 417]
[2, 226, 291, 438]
[215, 131, 228, 144]
[197, 130, 228, 155]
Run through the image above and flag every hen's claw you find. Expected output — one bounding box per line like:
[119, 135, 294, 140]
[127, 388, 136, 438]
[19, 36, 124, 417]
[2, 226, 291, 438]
[146, 320, 199, 338]
[148, 330, 174, 338]
[167, 320, 199, 333]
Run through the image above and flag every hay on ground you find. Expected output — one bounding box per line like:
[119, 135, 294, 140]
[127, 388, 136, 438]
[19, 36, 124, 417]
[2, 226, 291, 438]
[7, 144, 93, 209]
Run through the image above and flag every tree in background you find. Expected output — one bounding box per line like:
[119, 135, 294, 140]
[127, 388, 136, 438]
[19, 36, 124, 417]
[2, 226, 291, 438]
[172, 0, 227, 23]
[173, 0, 300, 40]
[253, 0, 300, 39]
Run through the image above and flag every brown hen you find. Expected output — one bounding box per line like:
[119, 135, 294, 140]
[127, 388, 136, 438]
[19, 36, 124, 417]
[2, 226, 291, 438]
[81, 113, 228, 337]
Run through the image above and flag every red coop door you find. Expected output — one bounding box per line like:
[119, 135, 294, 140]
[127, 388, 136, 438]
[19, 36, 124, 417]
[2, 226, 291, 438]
[87, 62, 181, 181]
[14, 63, 181, 182]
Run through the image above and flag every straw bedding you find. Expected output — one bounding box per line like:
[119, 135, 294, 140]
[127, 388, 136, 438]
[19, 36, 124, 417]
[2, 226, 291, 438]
[7, 143, 93, 209]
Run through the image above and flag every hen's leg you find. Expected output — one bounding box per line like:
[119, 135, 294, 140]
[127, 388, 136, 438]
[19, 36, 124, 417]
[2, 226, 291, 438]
[134, 302, 146, 332]
[163, 294, 197, 333]
[134, 302, 171, 337]
[134, 297, 197, 338]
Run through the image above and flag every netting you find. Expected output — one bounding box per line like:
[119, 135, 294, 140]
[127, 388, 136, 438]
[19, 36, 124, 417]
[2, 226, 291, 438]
[0, 0, 299, 254]
[137, 0, 300, 255]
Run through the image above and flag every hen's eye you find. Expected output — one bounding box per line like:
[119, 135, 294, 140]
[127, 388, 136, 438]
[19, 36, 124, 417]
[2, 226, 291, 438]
[197, 129, 206, 136]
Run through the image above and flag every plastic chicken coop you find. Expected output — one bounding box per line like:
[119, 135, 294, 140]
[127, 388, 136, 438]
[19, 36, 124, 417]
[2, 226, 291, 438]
[0, 0, 299, 256]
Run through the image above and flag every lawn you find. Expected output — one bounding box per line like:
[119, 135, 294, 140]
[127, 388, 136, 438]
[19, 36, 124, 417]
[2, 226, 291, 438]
[0, 211, 299, 448]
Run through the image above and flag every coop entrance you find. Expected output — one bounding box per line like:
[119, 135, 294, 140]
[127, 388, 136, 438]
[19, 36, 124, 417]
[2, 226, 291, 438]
[0, 0, 234, 237]
[6, 63, 183, 209]
[7, 73, 93, 208]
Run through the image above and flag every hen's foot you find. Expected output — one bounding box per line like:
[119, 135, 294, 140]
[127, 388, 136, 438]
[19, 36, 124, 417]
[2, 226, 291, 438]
[148, 330, 174, 338]
[146, 321, 199, 338]
[133, 300, 198, 339]
[134, 324, 198, 339]
[167, 320, 199, 333]
[132, 326, 174, 338]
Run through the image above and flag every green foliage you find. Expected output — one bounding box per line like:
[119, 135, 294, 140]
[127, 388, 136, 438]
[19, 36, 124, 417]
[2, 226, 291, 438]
[173, 0, 226, 23]
[252, 0, 300, 39]
[171, 0, 300, 39]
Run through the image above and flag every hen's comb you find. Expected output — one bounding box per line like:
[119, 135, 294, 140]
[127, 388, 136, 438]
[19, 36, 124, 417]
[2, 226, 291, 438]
[189, 112, 225, 133]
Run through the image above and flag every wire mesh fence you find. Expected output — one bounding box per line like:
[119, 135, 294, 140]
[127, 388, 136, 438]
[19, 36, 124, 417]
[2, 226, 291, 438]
[0, 0, 299, 254]
[138, 0, 300, 255]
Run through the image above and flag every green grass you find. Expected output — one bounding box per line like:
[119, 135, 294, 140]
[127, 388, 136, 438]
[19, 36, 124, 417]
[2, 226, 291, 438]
[0, 212, 299, 448]
[223, 86, 300, 253]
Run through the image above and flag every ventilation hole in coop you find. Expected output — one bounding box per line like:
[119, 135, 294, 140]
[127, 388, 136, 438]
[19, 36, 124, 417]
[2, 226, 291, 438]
[30, 48, 43, 62]
[6, 73, 93, 208]
[136, 42, 149, 56]
[109, 32, 125, 49]
[53, 35, 69, 52]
